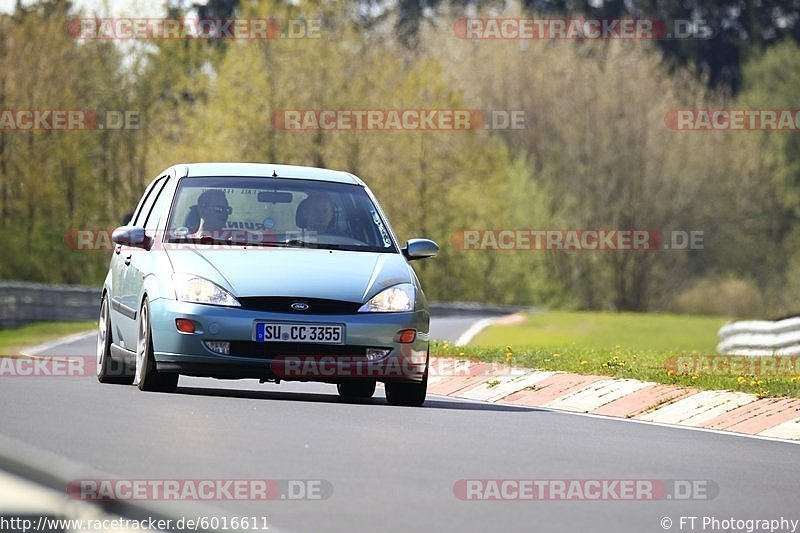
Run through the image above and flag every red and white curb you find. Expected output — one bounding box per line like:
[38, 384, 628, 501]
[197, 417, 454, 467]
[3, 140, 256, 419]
[428, 358, 800, 442]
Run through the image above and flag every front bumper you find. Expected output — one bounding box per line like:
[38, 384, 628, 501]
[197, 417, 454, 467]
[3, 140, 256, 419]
[148, 298, 429, 383]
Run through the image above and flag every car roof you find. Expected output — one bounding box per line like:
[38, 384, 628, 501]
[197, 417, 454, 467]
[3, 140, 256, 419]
[173, 162, 364, 186]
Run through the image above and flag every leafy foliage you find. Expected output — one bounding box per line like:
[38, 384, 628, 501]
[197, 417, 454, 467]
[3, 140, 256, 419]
[0, 0, 798, 316]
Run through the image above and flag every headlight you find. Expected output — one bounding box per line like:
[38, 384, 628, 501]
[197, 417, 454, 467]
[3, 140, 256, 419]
[358, 283, 415, 313]
[172, 274, 240, 307]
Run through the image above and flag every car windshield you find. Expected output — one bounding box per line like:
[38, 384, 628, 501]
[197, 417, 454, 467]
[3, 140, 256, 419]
[164, 176, 397, 253]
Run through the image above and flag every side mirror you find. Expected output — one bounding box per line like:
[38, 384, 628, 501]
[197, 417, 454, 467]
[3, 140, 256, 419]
[112, 226, 149, 249]
[403, 238, 439, 260]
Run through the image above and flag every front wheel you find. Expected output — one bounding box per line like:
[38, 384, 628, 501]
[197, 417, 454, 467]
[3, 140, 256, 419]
[385, 370, 427, 407]
[135, 298, 178, 393]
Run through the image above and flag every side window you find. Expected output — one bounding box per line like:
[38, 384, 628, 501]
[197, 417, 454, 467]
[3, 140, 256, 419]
[143, 178, 173, 231]
[131, 176, 167, 227]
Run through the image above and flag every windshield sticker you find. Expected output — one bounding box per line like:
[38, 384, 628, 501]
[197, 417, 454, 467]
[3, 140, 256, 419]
[372, 210, 392, 247]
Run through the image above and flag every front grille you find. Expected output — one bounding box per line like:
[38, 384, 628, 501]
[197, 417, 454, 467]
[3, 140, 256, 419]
[229, 341, 369, 359]
[237, 297, 362, 315]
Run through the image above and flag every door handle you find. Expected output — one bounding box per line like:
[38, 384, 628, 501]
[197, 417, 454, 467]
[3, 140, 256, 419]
[124, 254, 132, 266]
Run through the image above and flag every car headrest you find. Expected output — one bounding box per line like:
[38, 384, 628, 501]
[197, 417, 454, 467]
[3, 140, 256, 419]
[295, 198, 312, 229]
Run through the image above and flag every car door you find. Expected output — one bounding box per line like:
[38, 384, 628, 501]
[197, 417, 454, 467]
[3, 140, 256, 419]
[123, 173, 177, 349]
[112, 174, 169, 350]
[108, 228, 130, 350]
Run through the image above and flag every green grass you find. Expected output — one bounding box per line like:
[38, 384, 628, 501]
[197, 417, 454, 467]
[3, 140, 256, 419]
[431, 311, 800, 399]
[0, 321, 96, 355]
[473, 311, 725, 352]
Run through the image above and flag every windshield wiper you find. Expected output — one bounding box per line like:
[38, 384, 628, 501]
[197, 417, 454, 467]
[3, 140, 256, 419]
[283, 239, 348, 250]
[166, 235, 350, 250]
[167, 236, 288, 247]
[284, 239, 316, 248]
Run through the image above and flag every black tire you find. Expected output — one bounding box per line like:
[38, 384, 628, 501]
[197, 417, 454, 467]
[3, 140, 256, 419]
[135, 298, 178, 393]
[97, 294, 133, 384]
[385, 369, 428, 407]
[337, 380, 376, 400]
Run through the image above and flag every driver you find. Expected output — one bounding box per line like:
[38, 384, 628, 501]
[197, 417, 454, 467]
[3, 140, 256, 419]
[195, 189, 232, 235]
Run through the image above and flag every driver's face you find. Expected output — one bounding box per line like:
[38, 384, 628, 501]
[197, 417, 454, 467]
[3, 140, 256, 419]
[305, 198, 334, 231]
[199, 194, 230, 230]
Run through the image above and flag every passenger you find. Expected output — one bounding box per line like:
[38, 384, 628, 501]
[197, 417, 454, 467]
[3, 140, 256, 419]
[297, 193, 337, 233]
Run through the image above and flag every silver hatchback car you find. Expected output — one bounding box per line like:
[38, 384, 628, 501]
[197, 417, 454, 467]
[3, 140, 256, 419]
[97, 163, 438, 406]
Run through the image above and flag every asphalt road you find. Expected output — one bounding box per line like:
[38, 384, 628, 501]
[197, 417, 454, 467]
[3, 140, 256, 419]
[2, 318, 799, 533]
[428, 315, 492, 344]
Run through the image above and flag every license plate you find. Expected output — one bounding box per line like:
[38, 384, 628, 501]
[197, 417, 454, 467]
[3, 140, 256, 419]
[255, 323, 344, 344]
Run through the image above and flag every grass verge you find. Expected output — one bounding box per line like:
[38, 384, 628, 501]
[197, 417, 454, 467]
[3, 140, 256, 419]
[430, 311, 800, 399]
[0, 321, 96, 355]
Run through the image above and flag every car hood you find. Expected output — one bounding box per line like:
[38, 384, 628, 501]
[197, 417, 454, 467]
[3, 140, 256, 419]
[165, 247, 413, 303]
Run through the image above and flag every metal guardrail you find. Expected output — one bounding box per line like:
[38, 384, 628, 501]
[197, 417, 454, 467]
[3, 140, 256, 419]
[0, 281, 101, 327]
[717, 317, 800, 356]
[428, 301, 528, 316]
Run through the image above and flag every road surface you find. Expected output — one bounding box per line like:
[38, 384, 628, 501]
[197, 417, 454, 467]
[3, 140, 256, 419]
[1, 316, 798, 533]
